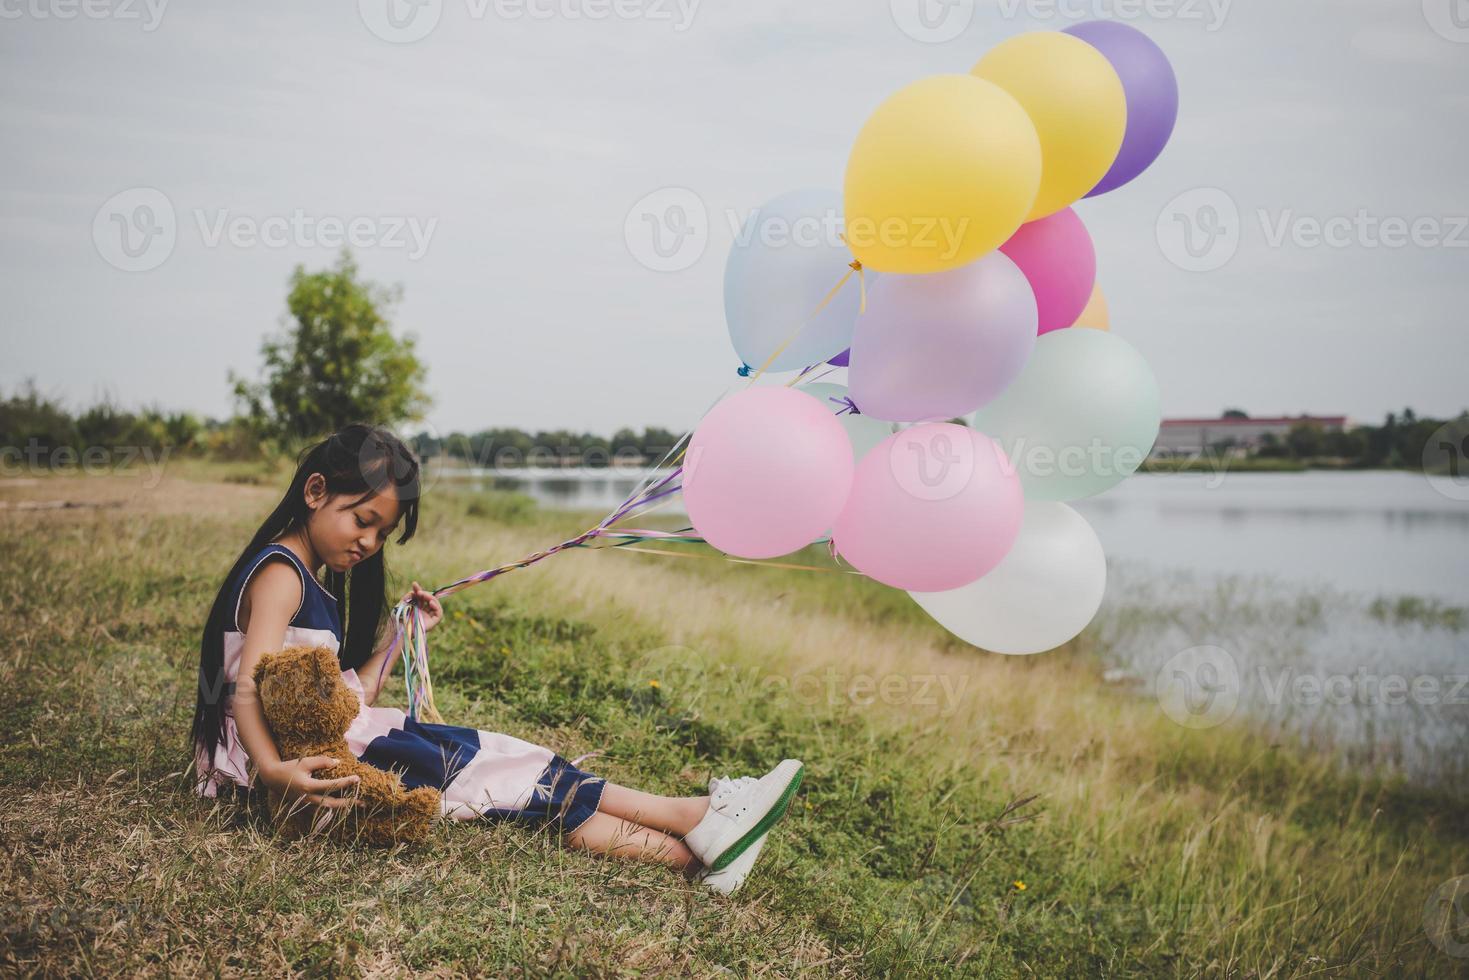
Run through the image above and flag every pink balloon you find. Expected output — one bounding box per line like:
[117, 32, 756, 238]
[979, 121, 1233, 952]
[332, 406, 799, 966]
[831, 423, 1023, 592]
[998, 208, 1097, 335]
[683, 387, 855, 560]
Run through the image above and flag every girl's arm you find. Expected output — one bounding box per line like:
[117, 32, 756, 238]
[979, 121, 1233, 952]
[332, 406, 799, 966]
[233, 559, 360, 807]
[356, 627, 398, 708]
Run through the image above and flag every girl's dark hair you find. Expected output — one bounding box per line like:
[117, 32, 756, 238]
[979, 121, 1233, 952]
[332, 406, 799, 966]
[190, 423, 422, 781]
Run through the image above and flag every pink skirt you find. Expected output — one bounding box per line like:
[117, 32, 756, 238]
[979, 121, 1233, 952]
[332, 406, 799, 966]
[194, 668, 606, 835]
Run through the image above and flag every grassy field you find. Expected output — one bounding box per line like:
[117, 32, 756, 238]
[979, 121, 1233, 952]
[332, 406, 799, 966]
[2, 462, 1466, 977]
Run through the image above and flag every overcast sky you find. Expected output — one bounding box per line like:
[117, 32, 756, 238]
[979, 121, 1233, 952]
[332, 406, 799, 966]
[2, 0, 1466, 438]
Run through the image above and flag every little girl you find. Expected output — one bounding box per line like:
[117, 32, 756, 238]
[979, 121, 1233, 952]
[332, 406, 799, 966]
[190, 423, 804, 895]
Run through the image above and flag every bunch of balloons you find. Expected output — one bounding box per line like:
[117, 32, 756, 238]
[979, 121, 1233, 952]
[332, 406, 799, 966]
[695, 21, 1177, 656]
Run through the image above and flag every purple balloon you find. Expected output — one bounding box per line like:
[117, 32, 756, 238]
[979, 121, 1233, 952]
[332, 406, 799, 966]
[1065, 21, 1179, 197]
[827, 347, 850, 367]
[846, 252, 1037, 423]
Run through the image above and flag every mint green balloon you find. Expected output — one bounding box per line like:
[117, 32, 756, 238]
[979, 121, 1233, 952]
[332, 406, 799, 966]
[970, 329, 1160, 501]
[798, 381, 894, 542]
[797, 382, 894, 464]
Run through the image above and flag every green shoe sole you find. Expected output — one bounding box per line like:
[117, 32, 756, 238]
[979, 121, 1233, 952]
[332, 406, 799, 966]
[708, 764, 804, 873]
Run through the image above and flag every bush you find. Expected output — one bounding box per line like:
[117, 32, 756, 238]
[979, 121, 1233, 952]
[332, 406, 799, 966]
[0, 380, 77, 458]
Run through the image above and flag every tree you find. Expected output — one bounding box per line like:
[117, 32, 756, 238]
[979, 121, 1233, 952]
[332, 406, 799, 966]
[1256, 432, 1287, 458]
[230, 250, 431, 447]
[1322, 427, 1367, 461]
[1364, 412, 1397, 467]
[1398, 417, 1436, 469]
[0, 379, 76, 459]
[641, 426, 680, 462]
[1222, 408, 1249, 419]
[1286, 422, 1323, 459]
[1424, 411, 1469, 476]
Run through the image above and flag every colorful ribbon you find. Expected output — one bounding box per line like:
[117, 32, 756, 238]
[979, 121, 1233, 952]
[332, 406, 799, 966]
[383, 260, 866, 722]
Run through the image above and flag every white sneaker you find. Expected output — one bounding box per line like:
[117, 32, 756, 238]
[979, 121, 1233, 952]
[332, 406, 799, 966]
[699, 831, 769, 895]
[683, 759, 803, 873]
[695, 776, 767, 895]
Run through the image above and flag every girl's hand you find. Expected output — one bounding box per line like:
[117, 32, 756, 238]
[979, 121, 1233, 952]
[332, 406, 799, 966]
[404, 581, 444, 632]
[262, 755, 361, 810]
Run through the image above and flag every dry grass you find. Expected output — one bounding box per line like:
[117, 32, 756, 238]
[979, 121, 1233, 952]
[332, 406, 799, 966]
[1, 465, 1465, 977]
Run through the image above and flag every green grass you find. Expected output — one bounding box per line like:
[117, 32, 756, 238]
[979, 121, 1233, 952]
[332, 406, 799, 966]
[1, 466, 1466, 976]
[1140, 457, 1309, 473]
[1369, 595, 1467, 633]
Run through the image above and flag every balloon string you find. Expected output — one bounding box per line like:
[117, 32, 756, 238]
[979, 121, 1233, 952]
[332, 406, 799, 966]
[671, 258, 864, 473]
[747, 259, 864, 391]
[386, 255, 866, 720]
[602, 377, 733, 522]
[600, 543, 864, 575]
[598, 487, 686, 529]
[584, 528, 702, 544]
[794, 365, 843, 389]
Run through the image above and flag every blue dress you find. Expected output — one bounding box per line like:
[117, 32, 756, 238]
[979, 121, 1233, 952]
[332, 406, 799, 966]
[193, 542, 606, 835]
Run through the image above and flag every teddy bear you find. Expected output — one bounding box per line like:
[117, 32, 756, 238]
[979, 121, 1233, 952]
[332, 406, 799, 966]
[252, 644, 441, 846]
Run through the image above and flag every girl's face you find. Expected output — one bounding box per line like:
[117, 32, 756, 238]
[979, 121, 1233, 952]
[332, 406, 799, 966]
[302, 473, 402, 573]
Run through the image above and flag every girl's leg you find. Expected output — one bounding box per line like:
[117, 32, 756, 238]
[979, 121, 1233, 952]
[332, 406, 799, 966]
[595, 782, 710, 838]
[564, 812, 700, 877]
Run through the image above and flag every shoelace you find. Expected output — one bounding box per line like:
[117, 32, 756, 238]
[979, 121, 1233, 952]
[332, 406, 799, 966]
[709, 774, 757, 801]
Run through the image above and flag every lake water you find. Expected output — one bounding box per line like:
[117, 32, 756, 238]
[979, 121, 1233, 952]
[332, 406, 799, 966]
[453, 468, 1469, 604]
[1074, 470, 1469, 604]
[447, 467, 1469, 788]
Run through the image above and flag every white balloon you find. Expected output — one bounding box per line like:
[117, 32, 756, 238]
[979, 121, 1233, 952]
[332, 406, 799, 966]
[908, 500, 1105, 655]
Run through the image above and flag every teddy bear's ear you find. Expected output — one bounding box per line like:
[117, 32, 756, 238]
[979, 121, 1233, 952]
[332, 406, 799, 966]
[307, 646, 337, 690]
[310, 645, 340, 673]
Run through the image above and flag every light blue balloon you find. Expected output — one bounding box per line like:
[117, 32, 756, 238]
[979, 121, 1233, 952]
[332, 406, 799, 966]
[724, 189, 865, 374]
[970, 329, 1161, 501]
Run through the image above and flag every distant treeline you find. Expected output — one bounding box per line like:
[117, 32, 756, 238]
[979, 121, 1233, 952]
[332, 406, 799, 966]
[2, 379, 1465, 474]
[0, 380, 688, 470]
[413, 427, 685, 469]
[1247, 409, 1468, 470]
[419, 410, 1469, 472]
[0, 380, 262, 465]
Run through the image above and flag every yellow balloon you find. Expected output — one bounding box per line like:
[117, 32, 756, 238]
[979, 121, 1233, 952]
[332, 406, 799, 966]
[972, 32, 1126, 222]
[1071, 282, 1110, 330]
[843, 74, 1040, 275]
